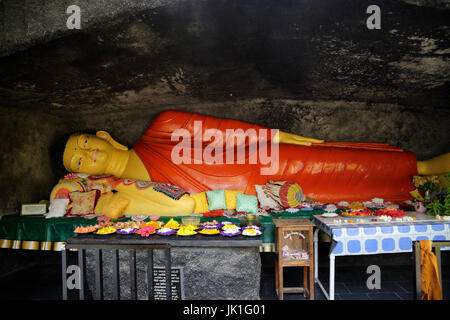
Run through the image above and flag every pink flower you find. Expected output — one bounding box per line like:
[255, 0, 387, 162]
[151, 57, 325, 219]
[64, 173, 79, 180]
[137, 226, 156, 237]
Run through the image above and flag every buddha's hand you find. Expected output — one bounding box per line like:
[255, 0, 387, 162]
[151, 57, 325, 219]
[275, 131, 324, 146]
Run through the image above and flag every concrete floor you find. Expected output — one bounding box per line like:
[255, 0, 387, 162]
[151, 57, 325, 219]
[260, 243, 450, 300]
[0, 244, 449, 300]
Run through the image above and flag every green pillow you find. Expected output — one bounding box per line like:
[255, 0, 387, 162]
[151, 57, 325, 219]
[206, 190, 227, 211]
[235, 194, 258, 213]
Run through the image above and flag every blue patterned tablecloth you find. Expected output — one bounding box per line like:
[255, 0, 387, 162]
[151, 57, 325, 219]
[313, 213, 450, 256]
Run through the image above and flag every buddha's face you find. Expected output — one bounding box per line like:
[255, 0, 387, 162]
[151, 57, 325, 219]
[63, 134, 114, 175]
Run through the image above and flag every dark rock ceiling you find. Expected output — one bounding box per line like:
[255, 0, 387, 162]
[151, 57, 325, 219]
[0, 0, 449, 116]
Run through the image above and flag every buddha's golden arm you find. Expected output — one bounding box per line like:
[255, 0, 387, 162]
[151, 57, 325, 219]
[275, 131, 324, 146]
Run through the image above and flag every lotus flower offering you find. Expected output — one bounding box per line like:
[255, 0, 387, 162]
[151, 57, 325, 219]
[219, 223, 241, 236]
[135, 226, 156, 237]
[177, 225, 198, 236]
[74, 225, 97, 233]
[220, 228, 241, 237]
[116, 227, 137, 234]
[199, 220, 219, 229]
[156, 227, 177, 236]
[199, 228, 220, 235]
[242, 226, 262, 236]
[245, 225, 262, 231]
[217, 221, 237, 228]
[143, 220, 164, 229]
[164, 218, 181, 229]
[95, 226, 116, 235]
[221, 224, 240, 231]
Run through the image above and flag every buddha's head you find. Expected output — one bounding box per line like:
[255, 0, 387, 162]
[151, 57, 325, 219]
[63, 131, 129, 176]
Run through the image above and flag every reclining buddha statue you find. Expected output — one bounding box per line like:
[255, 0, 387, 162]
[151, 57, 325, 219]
[61, 110, 449, 216]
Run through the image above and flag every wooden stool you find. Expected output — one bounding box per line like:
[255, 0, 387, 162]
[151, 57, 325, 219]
[273, 218, 315, 300]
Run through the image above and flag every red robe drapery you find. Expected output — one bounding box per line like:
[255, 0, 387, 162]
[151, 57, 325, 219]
[133, 110, 417, 203]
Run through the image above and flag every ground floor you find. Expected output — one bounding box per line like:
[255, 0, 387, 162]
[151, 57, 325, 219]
[0, 242, 448, 300]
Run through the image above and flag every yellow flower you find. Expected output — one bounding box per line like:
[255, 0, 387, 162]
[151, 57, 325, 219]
[165, 218, 180, 229]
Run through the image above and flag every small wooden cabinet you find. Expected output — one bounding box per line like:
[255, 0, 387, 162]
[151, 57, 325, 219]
[273, 218, 315, 300]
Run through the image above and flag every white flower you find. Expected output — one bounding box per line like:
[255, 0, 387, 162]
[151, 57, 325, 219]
[325, 204, 337, 213]
[372, 197, 384, 205]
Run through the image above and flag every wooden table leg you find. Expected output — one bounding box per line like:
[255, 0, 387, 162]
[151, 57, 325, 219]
[277, 257, 284, 300]
[275, 258, 279, 297]
[303, 266, 308, 298]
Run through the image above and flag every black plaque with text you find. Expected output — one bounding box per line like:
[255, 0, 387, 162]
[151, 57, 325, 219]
[152, 267, 184, 300]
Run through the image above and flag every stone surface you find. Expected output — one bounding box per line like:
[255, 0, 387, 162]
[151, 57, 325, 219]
[84, 247, 261, 300]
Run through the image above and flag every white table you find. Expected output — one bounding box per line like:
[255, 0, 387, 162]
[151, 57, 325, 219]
[312, 212, 450, 300]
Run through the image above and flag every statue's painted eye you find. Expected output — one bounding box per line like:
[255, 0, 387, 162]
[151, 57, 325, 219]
[78, 158, 82, 170]
[83, 137, 89, 147]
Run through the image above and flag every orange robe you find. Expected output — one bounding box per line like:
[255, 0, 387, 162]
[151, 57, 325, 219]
[420, 240, 443, 300]
[133, 110, 417, 203]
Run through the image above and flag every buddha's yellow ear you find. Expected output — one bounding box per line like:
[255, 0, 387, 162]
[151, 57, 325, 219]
[96, 131, 128, 151]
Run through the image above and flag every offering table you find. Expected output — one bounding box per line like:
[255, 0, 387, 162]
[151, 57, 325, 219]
[64, 232, 262, 300]
[312, 212, 450, 300]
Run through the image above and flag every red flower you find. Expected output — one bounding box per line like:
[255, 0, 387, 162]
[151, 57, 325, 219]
[375, 208, 405, 217]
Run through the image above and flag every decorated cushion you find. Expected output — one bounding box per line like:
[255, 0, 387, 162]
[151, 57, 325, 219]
[190, 192, 209, 214]
[101, 196, 130, 220]
[224, 190, 243, 210]
[94, 193, 114, 215]
[235, 193, 258, 213]
[206, 190, 227, 211]
[69, 190, 98, 215]
[46, 198, 70, 219]
[255, 185, 279, 209]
